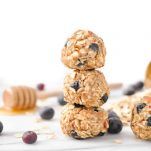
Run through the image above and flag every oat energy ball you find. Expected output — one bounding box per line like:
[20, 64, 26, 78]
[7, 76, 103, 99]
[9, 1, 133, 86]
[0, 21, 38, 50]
[61, 30, 106, 70]
[131, 100, 151, 140]
[64, 70, 110, 108]
[60, 104, 109, 139]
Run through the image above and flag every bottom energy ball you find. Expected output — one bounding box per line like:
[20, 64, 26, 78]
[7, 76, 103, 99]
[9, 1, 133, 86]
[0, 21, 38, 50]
[60, 104, 109, 139]
[131, 98, 151, 140]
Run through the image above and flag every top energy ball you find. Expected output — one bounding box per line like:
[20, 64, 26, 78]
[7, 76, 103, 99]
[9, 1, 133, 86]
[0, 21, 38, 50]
[61, 30, 106, 70]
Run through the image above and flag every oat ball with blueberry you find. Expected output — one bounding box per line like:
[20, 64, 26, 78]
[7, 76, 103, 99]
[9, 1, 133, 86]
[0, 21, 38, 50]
[131, 97, 151, 140]
[60, 104, 109, 139]
[63, 70, 110, 108]
[61, 30, 106, 70]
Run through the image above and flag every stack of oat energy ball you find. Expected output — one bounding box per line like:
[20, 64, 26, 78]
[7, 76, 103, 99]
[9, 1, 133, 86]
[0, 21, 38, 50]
[60, 30, 110, 139]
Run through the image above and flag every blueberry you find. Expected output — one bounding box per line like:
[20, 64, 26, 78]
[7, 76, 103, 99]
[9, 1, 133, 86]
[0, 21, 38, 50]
[147, 117, 151, 126]
[22, 131, 37, 144]
[39, 107, 55, 120]
[108, 117, 123, 134]
[132, 81, 144, 91]
[57, 95, 67, 106]
[77, 62, 85, 67]
[123, 87, 135, 96]
[89, 43, 99, 51]
[0, 121, 3, 133]
[94, 107, 99, 112]
[108, 110, 119, 119]
[70, 81, 80, 91]
[98, 132, 105, 136]
[74, 103, 84, 108]
[136, 103, 146, 113]
[37, 83, 45, 91]
[101, 94, 108, 103]
[70, 131, 83, 139]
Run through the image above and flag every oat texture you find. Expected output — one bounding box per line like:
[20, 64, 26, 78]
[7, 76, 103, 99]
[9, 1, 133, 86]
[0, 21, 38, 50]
[64, 70, 110, 108]
[60, 104, 109, 139]
[61, 30, 106, 70]
[131, 100, 151, 140]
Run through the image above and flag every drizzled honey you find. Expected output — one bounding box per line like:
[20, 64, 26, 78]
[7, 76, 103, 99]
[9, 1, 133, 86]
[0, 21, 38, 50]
[0, 106, 37, 115]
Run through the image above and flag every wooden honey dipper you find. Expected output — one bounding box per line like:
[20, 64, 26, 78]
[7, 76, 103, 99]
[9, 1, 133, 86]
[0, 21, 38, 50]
[2, 83, 122, 111]
[3, 86, 62, 110]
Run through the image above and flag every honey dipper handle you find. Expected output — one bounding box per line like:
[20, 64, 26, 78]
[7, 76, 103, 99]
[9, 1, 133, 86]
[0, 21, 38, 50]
[109, 83, 123, 90]
[36, 90, 62, 100]
[36, 83, 122, 100]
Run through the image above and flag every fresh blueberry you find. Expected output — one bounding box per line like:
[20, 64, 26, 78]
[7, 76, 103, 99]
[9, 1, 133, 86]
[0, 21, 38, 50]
[98, 132, 105, 136]
[89, 43, 99, 51]
[57, 95, 67, 106]
[108, 110, 119, 119]
[22, 131, 37, 144]
[77, 62, 85, 67]
[123, 87, 135, 96]
[136, 103, 146, 113]
[70, 131, 83, 139]
[70, 81, 80, 91]
[101, 94, 108, 103]
[132, 81, 144, 91]
[108, 117, 123, 134]
[147, 117, 151, 126]
[0, 121, 3, 133]
[37, 83, 45, 91]
[39, 107, 55, 120]
[94, 107, 99, 112]
[74, 103, 84, 108]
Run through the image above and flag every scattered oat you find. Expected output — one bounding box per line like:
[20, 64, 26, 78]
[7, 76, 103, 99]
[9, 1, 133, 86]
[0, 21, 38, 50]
[41, 126, 49, 129]
[14, 133, 22, 138]
[113, 139, 123, 144]
[46, 133, 56, 139]
[34, 118, 42, 123]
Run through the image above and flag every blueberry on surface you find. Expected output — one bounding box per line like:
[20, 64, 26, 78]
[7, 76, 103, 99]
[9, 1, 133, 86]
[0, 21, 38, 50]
[132, 81, 144, 91]
[39, 107, 55, 120]
[108, 110, 119, 119]
[108, 117, 123, 134]
[123, 87, 135, 96]
[0, 121, 3, 133]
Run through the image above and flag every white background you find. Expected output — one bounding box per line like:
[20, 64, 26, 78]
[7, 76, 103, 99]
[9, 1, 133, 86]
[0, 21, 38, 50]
[0, 0, 151, 88]
[0, 1, 151, 150]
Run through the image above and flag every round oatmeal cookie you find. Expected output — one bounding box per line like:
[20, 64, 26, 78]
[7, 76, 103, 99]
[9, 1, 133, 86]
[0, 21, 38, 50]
[61, 30, 106, 70]
[60, 104, 109, 139]
[64, 70, 110, 108]
[131, 98, 151, 140]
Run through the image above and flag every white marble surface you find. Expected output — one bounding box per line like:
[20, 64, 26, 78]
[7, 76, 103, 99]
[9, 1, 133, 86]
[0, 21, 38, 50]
[0, 90, 150, 151]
